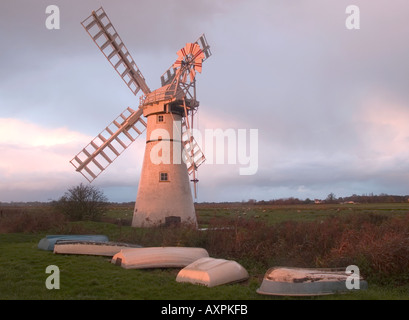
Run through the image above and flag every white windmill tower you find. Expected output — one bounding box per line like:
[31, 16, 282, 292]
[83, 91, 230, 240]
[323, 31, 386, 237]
[70, 7, 211, 227]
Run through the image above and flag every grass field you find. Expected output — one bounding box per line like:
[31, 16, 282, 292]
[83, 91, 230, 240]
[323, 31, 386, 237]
[0, 202, 408, 300]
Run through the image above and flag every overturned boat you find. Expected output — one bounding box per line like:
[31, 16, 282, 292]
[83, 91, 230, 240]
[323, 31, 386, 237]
[38, 235, 109, 251]
[176, 257, 249, 287]
[112, 247, 209, 269]
[257, 267, 368, 296]
[53, 240, 142, 256]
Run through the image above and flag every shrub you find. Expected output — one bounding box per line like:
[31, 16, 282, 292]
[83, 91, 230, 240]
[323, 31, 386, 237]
[53, 183, 108, 221]
[323, 213, 409, 284]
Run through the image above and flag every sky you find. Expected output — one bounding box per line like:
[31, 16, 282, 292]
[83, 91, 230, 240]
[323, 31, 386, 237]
[1, 0, 409, 203]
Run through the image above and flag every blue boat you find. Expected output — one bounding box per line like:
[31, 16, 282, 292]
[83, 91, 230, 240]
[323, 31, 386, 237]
[38, 235, 109, 251]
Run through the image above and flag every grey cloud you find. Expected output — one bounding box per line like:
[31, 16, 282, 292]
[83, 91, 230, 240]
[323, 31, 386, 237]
[1, 0, 409, 202]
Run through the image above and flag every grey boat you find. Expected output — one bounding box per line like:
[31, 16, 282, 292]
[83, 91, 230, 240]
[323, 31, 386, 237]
[257, 267, 368, 296]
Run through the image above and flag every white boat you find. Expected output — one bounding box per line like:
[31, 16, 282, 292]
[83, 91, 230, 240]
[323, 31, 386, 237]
[257, 267, 368, 296]
[111, 247, 209, 269]
[176, 257, 249, 287]
[53, 240, 142, 256]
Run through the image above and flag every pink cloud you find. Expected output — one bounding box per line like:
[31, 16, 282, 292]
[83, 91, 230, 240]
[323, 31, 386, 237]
[0, 118, 94, 200]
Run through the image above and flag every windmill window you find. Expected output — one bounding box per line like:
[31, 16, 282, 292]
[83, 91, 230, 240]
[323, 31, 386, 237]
[159, 172, 169, 182]
[157, 115, 164, 123]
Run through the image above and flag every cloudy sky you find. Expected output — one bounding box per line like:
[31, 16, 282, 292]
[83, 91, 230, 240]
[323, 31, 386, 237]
[1, 0, 409, 203]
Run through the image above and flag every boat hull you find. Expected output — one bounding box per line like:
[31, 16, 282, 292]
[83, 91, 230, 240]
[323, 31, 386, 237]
[112, 247, 209, 269]
[38, 235, 109, 251]
[257, 267, 368, 296]
[53, 241, 142, 256]
[176, 257, 249, 287]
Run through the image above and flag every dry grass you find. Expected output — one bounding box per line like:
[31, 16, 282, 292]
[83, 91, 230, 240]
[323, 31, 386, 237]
[0, 207, 66, 233]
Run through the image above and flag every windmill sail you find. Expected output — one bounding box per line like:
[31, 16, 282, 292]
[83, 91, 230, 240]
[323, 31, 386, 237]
[81, 7, 151, 96]
[196, 34, 212, 61]
[160, 34, 211, 88]
[70, 107, 146, 182]
[181, 118, 205, 175]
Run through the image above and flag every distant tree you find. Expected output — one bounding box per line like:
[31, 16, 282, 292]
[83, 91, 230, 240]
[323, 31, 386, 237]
[54, 183, 108, 221]
[325, 192, 337, 204]
[304, 198, 313, 204]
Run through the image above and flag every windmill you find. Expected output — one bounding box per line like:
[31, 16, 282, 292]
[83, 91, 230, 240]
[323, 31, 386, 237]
[70, 7, 211, 227]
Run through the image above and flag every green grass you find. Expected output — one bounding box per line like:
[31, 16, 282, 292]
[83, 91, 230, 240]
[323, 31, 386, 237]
[0, 232, 258, 300]
[1, 203, 408, 300]
[196, 202, 409, 226]
[1, 232, 407, 300]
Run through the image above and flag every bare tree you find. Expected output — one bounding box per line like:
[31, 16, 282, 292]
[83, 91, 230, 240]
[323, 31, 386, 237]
[325, 192, 337, 204]
[54, 183, 108, 221]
